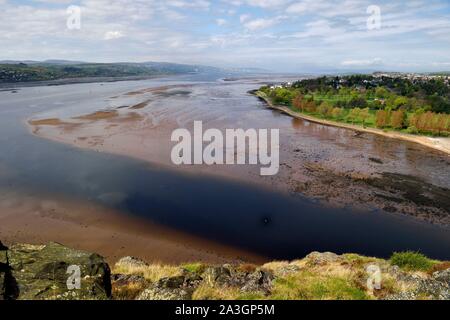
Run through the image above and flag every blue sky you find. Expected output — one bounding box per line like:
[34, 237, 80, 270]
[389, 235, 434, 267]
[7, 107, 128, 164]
[1, 0, 450, 72]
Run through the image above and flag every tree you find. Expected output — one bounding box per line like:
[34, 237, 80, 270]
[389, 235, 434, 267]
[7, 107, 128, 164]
[375, 87, 389, 99]
[391, 110, 406, 129]
[348, 97, 367, 108]
[317, 102, 333, 117]
[434, 113, 450, 135]
[347, 108, 361, 124]
[292, 94, 304, 111]
[359, 108, 371, 127]
[376, 110, 389, 128]
[393, 96, 409, 110]
[331, 107, 344, 119]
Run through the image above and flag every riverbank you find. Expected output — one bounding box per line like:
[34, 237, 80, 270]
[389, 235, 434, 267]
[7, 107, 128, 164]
[0, 74, 171, 89]
[254, 91, 450, 156]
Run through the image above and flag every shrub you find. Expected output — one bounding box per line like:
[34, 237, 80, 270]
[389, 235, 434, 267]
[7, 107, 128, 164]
[331, 107, 344, 119]
[390, 251, 434, 272]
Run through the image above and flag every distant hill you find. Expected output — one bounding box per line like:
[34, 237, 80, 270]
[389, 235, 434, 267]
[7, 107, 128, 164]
[0, 60, 224, 84]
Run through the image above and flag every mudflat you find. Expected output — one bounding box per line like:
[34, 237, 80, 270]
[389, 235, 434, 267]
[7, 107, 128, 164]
[28, 81, 450, 226]
[0, 188, 265, 265]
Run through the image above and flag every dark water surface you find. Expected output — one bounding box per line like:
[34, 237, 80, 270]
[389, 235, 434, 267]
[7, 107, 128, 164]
[0, 74, 449, 260]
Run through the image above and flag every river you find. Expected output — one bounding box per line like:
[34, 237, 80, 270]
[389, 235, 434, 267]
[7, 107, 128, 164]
[0, 74, 449, 261]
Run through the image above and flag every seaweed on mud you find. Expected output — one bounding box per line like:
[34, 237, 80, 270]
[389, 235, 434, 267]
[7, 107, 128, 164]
[366, 173, 450, 214]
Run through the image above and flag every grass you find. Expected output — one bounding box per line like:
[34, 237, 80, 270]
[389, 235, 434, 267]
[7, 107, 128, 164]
[428, 261, 450, 274]
[270, 271, 369, 300]
[390, 251, 435, 272]
[113, 262, 182, 283]
[181, 262, 205, 274]
[192, 283, 242, 300]
[112, 282, 147, 300]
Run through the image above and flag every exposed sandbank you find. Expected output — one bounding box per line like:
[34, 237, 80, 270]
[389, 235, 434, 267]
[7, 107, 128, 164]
[0, 189, 265, 265]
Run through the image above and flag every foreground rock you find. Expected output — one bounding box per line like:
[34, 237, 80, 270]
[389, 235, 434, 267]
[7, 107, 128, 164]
[0, 242, 111, 300]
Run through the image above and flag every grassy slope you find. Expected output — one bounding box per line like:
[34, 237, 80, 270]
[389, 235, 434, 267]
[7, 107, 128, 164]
[0, 63, 171, 83]
[112, 252, 449, 300]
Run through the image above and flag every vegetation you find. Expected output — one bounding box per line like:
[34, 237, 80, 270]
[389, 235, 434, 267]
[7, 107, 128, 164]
[259, 74, 450, 136]
[270, 271, 369, 300]
[390, 251, 436, 272]
[113, 261, 182, 283]
[111, 251, 449, 300]
[0, 61, 213, 83]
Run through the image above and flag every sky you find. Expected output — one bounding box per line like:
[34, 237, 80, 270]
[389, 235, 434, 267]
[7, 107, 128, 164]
[1, 0, 450, 73]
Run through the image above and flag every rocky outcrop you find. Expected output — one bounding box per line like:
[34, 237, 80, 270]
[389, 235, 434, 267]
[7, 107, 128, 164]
[0, 242, 111, 300]
[386, 269, 450, 300]
[304, 252, 341, 266]
[136, 265, 274, 300]
[137, 274, 200, 300]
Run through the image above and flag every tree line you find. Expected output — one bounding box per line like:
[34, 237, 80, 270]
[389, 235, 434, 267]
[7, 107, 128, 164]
[290, 93, 450, 136]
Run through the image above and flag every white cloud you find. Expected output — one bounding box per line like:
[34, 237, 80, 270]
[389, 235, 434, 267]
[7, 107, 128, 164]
[244, 16, 285, 31]
[0, 0, 449, 72]
[223, 0, 287, 8]
[103, 31, 124, 40]
[216, 18, 227, 26]
[341, 58, 383, 67]
[166, 0, 210, 9]
[245, 0, 287, 8]
[239, 14, 251, 23]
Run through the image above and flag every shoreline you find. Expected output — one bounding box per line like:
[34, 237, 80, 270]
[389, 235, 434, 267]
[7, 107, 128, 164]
[254, 91, 450, 156]
[0, 74, 184, 89]
[0, 189, 266, 265]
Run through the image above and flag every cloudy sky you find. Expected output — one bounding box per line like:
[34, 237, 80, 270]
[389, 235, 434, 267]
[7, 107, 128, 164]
[1, 0, 450, 72]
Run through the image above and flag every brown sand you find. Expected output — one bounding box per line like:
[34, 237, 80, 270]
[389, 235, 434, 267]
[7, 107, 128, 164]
[29, 118, 71, 126]
[0, 189, 265, 265]
[73, 110, 119, 121]
[123, 84, 193, 96]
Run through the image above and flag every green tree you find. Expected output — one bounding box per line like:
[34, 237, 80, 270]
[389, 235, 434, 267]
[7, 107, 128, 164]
[347, 108, 361, 124]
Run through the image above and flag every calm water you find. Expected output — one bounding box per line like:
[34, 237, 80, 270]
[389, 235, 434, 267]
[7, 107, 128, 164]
[0, 74, 449, 260]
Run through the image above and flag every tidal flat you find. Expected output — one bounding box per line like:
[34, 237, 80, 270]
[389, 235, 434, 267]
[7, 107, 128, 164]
[0, 75, 449, 263]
